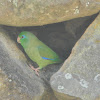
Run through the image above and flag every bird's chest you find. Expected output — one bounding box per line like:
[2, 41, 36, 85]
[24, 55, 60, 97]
[24, 47, 39, 62]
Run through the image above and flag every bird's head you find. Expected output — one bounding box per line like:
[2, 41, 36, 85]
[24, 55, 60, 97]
[17, 31, 29, 44]
[17, 31, 37, 47]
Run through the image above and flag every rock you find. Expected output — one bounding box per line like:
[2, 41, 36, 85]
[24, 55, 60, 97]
[50, 13, 100, 100]
[0, 27, 57, 100]
[0, 0, 100, 26]
[0, 69, 33, 100]
[96, 96, 100, 100]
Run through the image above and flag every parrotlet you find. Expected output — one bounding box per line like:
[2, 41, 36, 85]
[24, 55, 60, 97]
[17, 31, 62, 75]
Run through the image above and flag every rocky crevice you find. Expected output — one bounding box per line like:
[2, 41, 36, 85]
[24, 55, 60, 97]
[0, 13, 99, 100]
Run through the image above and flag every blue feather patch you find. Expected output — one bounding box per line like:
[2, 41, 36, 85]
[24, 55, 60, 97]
[22, 35, 26, 38]
[42, 57, 55, 60]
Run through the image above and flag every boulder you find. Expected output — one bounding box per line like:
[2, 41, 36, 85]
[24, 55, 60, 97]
[0, 0, 100, 26]
[50, 13, 100, 100]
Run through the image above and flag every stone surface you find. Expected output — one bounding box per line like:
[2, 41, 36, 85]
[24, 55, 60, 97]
[50, 13, 100, 100]
[0, 0, 100, 26]
[0, 69, 32, 100]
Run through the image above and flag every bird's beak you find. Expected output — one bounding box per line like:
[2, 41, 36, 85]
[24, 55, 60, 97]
[17, 37, 21, 43]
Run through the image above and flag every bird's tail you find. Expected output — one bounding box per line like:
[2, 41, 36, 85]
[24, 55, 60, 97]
[53, 58, 63, 63]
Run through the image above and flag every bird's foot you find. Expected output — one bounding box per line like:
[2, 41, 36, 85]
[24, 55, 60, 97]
[29, 64, 40, 76]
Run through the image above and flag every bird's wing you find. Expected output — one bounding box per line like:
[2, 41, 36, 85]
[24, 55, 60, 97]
[37, 45, 59, 61]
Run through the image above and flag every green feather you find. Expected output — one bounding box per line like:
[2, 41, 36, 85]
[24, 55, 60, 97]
[18, 31, 62, 69]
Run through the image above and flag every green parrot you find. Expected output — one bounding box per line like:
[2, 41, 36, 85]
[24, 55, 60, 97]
[17, 31, 62, 75]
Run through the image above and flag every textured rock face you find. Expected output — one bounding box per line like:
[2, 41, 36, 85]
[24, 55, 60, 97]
[0, 0, 100, 26]
[50, 13, 100, 100]
[0, 69, 33, 100]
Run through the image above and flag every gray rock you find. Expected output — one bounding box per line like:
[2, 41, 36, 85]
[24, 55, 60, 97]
[50, 13, 100, 100]
[0, 0, 100, 26]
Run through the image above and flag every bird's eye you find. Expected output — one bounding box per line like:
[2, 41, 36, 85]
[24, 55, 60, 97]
[22, 35, 24, 38]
